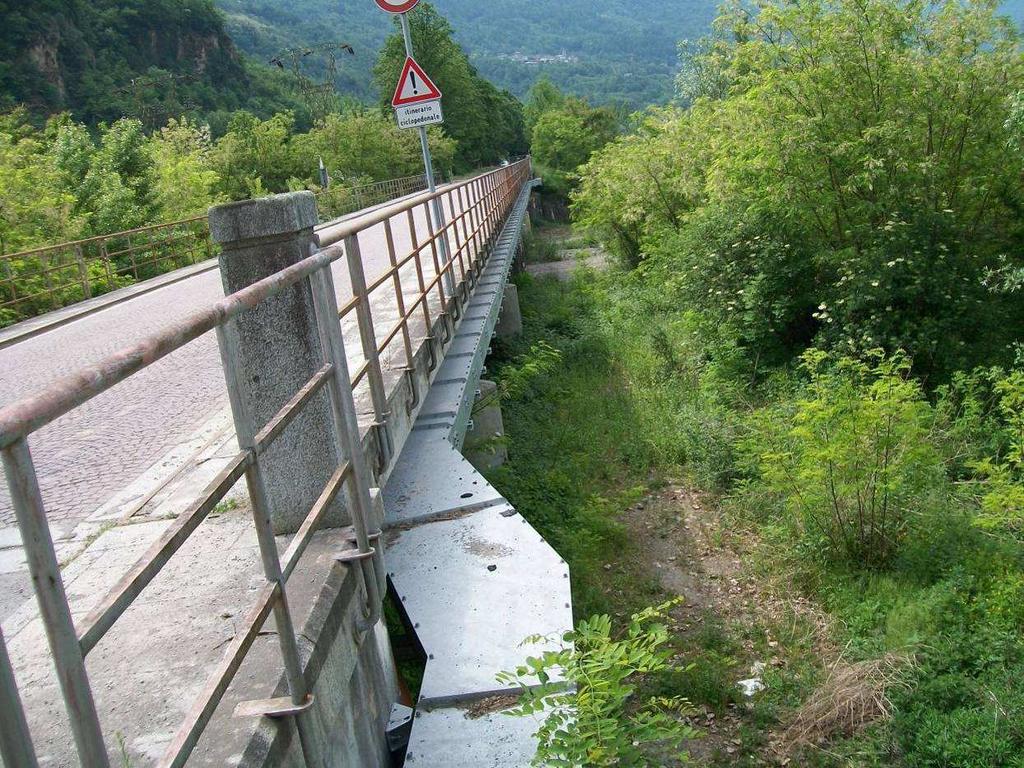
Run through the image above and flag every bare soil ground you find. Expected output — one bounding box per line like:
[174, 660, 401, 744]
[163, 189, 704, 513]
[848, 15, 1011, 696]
[526, 224, 609, 279]
[616, 482, 836, 766]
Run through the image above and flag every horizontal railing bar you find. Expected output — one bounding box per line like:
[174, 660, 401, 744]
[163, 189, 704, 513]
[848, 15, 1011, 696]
[0, 242, 346, 448]
[0, 217, 208, 262]
[253, 364, 333, 455]
[102, 233, 205, 259]
[350, 359, 370, 388]
[337, 294, 359, 320]
[0, 285, 71, 307]
[281, 463, 351, 580]
[77, 450, 251, 654]
[157, 582, 279, 768]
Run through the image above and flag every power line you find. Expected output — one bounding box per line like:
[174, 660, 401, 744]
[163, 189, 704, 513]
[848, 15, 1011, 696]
[270, 42, 356, 120]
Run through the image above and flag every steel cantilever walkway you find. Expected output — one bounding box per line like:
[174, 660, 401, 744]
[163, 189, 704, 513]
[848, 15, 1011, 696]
[383, 179, 573, 765]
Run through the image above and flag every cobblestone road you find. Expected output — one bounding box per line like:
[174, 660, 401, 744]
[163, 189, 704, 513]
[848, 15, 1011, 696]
[0, 192, 465, 532]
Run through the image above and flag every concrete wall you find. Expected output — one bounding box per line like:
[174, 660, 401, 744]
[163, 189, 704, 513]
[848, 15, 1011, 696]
[236, 548, 399, 768]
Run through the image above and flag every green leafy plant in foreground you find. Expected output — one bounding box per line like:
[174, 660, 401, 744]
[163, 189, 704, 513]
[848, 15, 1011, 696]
[498, 600, 697, 767]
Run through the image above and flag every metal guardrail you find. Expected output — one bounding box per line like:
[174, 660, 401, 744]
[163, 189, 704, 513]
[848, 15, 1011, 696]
[0, 159, 532, 767]
[0, 217, 212, 327]
[0, 173, 446, 329]
[316, 173, 437, 220]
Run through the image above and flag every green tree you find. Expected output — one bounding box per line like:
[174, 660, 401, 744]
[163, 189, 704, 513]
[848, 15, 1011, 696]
[82, 119, 154, 234]
[574, 0, 1024, 380]
[532, 100, 618, 175]
[756, 349, 946, 568]
[52, 116, 156, 235]
[571, 108, 700, 266]
[211, 111, 301, 200]
[293, 108, 455, 185]
[531, 97, 619, 198]
[147, 118, 223, 220]
[524, 77, 567, 133]
[0, 110, 82, 255]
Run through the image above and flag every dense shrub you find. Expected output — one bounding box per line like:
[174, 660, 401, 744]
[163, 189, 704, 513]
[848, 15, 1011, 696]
[755, 350, 947, 568]
[573, 0, 1024, 380]
[500, 602, 697, 767]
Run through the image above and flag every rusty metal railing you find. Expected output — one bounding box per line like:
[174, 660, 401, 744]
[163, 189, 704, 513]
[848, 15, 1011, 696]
[0, 158, 531, 767]
[0, 173, 447, 330]
[315, 172, 439, 220]
[0, 216, 212, 327]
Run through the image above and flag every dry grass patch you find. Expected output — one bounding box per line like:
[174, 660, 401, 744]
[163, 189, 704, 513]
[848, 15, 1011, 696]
[781, 651, 914, 752]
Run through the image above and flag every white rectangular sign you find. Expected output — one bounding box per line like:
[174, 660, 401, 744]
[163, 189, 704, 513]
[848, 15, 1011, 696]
[395, 99, 443, 130]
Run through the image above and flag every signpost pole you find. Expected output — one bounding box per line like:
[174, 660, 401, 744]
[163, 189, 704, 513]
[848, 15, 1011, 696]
[398, 12, 455, 296]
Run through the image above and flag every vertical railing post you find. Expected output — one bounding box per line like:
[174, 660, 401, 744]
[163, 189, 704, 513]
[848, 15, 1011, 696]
[74, 244, 91, 300]
[446, 190, 467, 300]
[309, 263, 385, 622]
[422, 203, 453, 345]
[406, 209, 432, 336]
[0, 627, 39, 768]
[470, 179, 484, 275]
[456, 185, 475, 291]
[343, 234, 393, 472]
[383, 220, 419, 413]
[384, 219, 415, 372]
[1, 439, 109, 768]
[214, 322, 322, 768]
[405, 209, 436, 371]
[100, 240, 114, 289]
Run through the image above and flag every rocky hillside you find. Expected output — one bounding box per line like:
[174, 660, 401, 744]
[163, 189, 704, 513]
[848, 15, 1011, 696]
[0, 0, 298, 126]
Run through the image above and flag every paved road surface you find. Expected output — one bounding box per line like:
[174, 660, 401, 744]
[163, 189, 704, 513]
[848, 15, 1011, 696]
[0, 186, 473, 618]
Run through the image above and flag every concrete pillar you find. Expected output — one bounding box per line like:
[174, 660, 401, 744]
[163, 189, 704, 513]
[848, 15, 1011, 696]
[209, 191, 343, 534]
[464, 380, 507, 471]
[495, 284, 523, 340]
[512, 227, 527, 275]
[527, 191, 542, 225]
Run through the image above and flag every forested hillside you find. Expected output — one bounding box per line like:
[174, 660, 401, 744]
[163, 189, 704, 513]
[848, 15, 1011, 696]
[216, 0, 719, 108]
[0, 0, 301, 128]
[218, 0, 1024, 108]
[497, 0, 1024, 763]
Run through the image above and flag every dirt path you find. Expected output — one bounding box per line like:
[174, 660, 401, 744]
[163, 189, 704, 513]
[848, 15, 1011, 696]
[616, 482, 834, 766]
[525, 223, 609, 279]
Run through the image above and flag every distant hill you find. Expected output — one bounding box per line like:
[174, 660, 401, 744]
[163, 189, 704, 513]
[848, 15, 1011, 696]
[0, 0, 299, 127]
[217, 0, 720, 109]
[219, 0, 1024, 110]
[5, 0, 1023, 124]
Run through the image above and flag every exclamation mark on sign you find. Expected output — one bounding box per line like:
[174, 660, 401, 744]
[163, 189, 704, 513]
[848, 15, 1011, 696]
[410, 71, 419, 94]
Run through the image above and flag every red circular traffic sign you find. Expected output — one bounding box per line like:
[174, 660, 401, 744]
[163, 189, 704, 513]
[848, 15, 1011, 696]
[374, 0, 420, 13]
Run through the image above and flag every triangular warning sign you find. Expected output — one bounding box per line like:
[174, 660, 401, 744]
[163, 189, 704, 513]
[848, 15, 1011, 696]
[392, 57, 442, 107]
